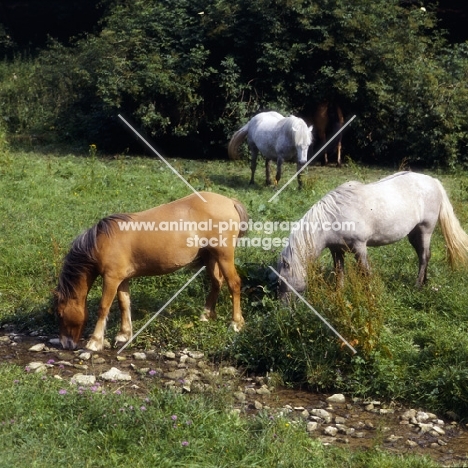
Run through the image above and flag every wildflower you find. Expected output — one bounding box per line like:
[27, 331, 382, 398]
[148, 370, 157, 376]
[13, 380, 19, 384]
[181, 441, 189, 447]
[59, 389, 67, 395]
[115, 390, 122, 395]
[140, 406, 147, 411]
[171, 415, 178, 421]
[25, 366, 31, 373]
[47, 359, 55, 364]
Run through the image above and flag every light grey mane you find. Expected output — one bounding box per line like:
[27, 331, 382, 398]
[287, 181, 362, 260]
[282, 116, 312, 147]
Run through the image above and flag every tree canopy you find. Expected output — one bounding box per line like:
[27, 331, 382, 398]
[1, 0, 468, 166]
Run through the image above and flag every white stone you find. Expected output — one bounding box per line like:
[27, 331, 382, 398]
[78, 352, 92, 361]
[418, 423, 434, 434]
[132, 352, 147, 360]
[72, 374, 96, 386]
[28, 343, 46, 352]
[326, 394, 345, 403]
[323, 426, 338, 437]
[99, 367, 131, 381]
[416, 411, 430, 423]
[306, 421, 318, 432]
[311, 409, 332, 423]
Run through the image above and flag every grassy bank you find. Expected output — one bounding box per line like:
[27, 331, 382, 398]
[1, 149, 468, 421]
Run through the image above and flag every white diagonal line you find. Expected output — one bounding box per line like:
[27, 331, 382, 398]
[117, 266, 206, 354]
[269, 115, 357, 203]
[269, 266, 357, 354]
[118, 114, 207, 202]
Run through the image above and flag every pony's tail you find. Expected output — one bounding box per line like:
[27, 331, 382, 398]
[228, 124, 249, 160]
[436, 179, 468, 268]
[233, 199, 249, 238]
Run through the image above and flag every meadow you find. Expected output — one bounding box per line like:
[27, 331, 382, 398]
[0, 147, 467, 466]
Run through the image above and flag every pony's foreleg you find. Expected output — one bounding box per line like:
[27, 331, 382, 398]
[200, 258, 223, 322]
[336, 140, 342, 168]
[86, 277, 119, 351]
[331, 249, 345, 288]
[275, 159, 284, 187]
[216, 254, 244, 331]
[295, 160, 306, 189]
[115, 279, 132, 345]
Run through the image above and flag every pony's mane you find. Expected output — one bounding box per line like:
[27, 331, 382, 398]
[283, 116, 312, 146]
[288, 181, 362, 257]
[55, 213, 132, 302]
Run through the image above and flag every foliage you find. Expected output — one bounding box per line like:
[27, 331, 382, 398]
[1, 0, 468, 164]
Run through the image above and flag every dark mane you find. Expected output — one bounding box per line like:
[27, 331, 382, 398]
[55, 213, 132, 302]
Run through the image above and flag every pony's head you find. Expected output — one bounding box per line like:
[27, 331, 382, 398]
[290, 117, 313, 164]
[277, 248, 307, 301]
[55, 293, 88, 350]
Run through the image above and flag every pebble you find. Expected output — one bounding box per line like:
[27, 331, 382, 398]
[307, 421, 318, 432]
[324, 426, 338, 437]
[100, 367, 131, 381]
[326, 394, 345, 403]
[72, 374, 96, 386]
[132, 352, 147, 360]
[28, 343, 46, 352]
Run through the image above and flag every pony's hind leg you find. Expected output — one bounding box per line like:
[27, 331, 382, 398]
[408, 228, 432, 287]
[200, 257, 223, 322]
[216, 253, 244, 331]
[86, 277, 120, 351]
[249, 145, 259, 185]
[115, 279, 132, 346]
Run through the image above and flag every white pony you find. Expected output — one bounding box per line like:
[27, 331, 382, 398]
[278, 172, 468, 296]
[228, 111, 313, 188]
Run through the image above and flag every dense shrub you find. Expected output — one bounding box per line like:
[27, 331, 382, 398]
[1, 0, 468, 165]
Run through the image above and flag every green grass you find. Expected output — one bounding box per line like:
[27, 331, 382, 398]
[0, 364, 439, 468]
[1, 148, 468, 463]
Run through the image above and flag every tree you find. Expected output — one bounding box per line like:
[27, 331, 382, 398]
[2, 0, 468, 166]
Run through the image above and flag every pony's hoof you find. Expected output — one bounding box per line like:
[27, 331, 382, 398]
[86, 338, 104, 352]
[230, 320, 244, 332]
[114, 333, 130, 345]
[200, 310, 216, 322]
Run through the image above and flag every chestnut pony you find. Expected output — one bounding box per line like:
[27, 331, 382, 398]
[56, 192, 248, 351]
[307, 101, 344, 167]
